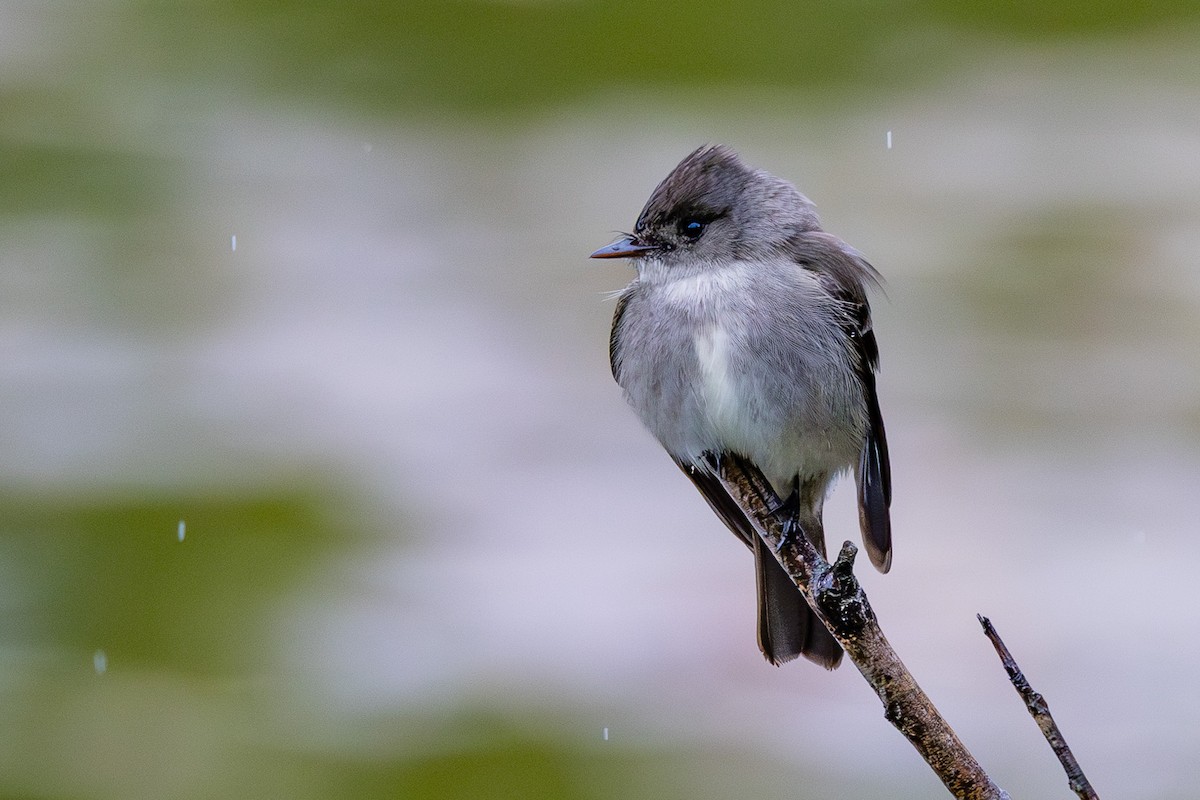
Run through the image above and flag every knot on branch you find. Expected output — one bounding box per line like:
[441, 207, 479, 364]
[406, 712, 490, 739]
[812, 541, 876, 636]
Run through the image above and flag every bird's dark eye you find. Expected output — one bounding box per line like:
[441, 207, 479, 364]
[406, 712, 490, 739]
[679, 219, 706, 241]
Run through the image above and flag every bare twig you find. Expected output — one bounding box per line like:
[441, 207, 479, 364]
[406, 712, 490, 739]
[717, 455, 1009, 800]
[977, 615, 1099, 800]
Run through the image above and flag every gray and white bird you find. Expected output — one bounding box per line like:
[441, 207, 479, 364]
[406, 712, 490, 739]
[592, 145, 891, 668]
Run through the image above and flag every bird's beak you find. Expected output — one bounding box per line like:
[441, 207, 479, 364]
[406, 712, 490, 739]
[589, 236, 660, 259]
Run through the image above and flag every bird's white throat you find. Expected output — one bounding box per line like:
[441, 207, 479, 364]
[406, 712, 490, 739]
[645, 261, 753, 306]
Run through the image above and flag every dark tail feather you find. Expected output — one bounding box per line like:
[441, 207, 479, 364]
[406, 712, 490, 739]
[754, 532, 842, 669]
[673, 455, 842, 668]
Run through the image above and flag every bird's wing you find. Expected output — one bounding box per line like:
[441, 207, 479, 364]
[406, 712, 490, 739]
[609, 285, 634, 382]
[851, 303, 892, 573]
[788, 232, 892, 573]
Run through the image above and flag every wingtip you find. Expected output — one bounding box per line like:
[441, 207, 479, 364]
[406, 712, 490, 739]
[871, 546, 893, 574]
[857, 439, 893, 574]
[858, 506, 892, 574]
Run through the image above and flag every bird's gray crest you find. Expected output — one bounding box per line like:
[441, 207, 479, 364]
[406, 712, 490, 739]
[634, 144, 822, 258]
[634, 145, 752, 233]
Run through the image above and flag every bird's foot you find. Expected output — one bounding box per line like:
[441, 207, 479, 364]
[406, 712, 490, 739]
[768, 486, 802, 553]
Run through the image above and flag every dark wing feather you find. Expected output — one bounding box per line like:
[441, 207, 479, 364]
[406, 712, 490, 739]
[789, 233, 892, 573]
[854, 314, 893, 573]
[609, 289, 631, 381]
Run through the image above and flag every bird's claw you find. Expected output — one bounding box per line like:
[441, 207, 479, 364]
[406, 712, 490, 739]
[769, 486, 802, 552]
[776, 516, 803, 553]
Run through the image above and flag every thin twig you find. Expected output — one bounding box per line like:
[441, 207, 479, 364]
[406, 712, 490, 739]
[717, 456, 1009, 800]
[977, 615, 1099, 800]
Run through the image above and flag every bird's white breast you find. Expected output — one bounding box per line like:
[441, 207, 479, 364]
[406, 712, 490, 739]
[693, 322, 742, 427]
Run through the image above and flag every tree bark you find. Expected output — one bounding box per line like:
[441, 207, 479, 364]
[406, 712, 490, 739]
[978, 615, 1099, 799]
[717, 455, 1009, 800]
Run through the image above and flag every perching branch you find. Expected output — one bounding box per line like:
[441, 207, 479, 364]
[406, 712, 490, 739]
[978, 615, 1099, 800]
[717, 455, 1009, 800]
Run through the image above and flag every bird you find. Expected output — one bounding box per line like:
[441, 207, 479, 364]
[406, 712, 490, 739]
[591, 144, 891, 668]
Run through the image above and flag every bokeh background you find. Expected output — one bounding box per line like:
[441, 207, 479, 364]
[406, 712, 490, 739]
[3, 2, 1200, 798]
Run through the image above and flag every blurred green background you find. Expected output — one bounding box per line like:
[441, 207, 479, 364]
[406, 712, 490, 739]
[3, 2, 1200, 798]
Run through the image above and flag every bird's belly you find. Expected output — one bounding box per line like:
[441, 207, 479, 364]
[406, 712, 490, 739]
[689, 320, 859, 490]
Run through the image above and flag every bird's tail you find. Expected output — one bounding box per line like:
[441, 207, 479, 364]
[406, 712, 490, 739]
[754, 522, 842, 668]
